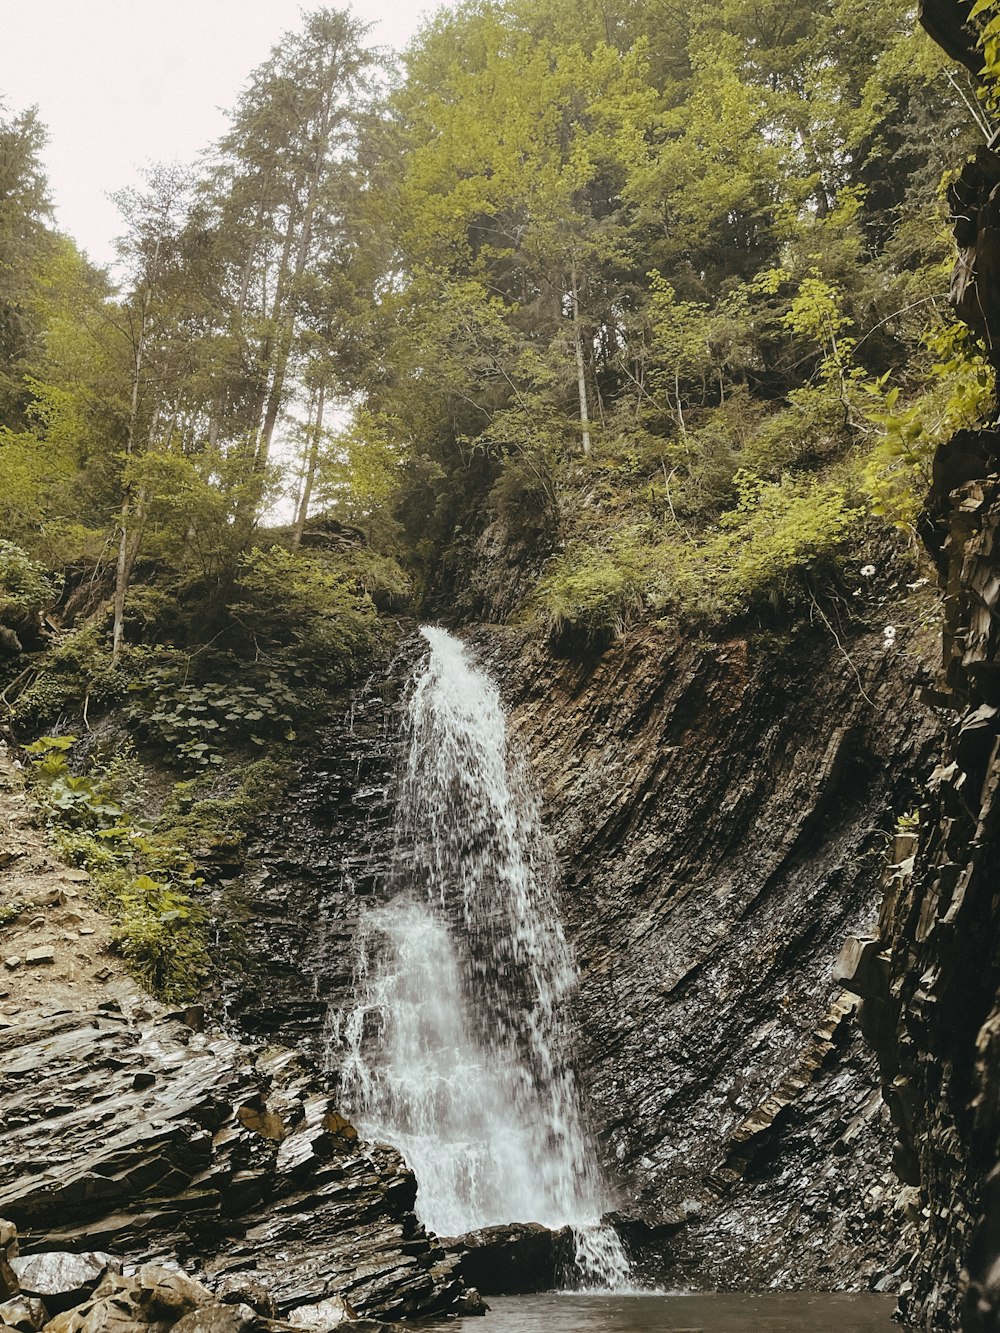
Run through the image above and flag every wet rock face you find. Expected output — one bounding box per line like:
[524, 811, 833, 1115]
[854, 471, 1000, 1332]
[0, 1006, 460, 1322]
[827, 5, 1000, 1329]
[0, 1224, 416, 1333]
[221, 649, 415, 1060]
[473, 619, 939, 1289]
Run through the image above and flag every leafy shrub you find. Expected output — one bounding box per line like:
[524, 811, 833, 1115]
[229, 544, 382, 686]
[23, 735, 123, 825]
[698, 471, 861, 613]
[128, 657, 303, 768]
[346, 548, 412, 607]
[0, 539, 58, 652]
[533, 472, 861, 635]
[9, 621, 126, 730]
[863, 321, 994, 526]
[534, 534, 654, 638]
[740, 385, 852, 479]
[111, 874, 210, 1000]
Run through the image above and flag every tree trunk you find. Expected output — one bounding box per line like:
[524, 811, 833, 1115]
[112, 266, 156, 665]
[570, 256, 591, 456]
[292, 381, 326, 548]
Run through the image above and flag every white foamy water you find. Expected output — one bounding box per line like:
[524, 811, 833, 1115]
[331, 626, 630, 1288]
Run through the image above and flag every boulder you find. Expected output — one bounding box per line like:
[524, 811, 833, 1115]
[444, 1222, 573, 1294]
[213, 1274, 276, 1319]
[0, 1011, 464, 1322]
[601, 1207, 685, 1247]
[172, 1304, 259, 1332]
[454, 1287, 488, 1315]
[0, 1297, 46, 1332]
[286, 1296, 356, 1328]
[134, 1265, 216, 1321]
[42, 1265, 216, 1332]
[0, 1258, 16, 1303]
[10, 1253, 118, 1314]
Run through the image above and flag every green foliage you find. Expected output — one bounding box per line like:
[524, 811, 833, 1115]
[128, 660, 302, 767]
[0, 900, 24, 927]
[360, 0, 981, 618]
[117, 544, 388, 770]
[8, 621, 127, 730]
[0, 1, 988, 657]
[535, 469, 862, 634]
[155, 758, 292, 857]
[863, 320, 995, 525]
[534, 538, 649, 637]
[23, 735, 123, 825]
[971, 0, 1000, 112]
[110, 875, 210, 1000]
[0, 540, 57, 617]
[698, 472, 862, 613]
[22, 734, 212, 1001]
[229, 544, 383, 685]
[0, 539, 58, 652]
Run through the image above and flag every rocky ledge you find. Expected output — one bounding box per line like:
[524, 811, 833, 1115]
[0, 1218, 417, 1331]
[0, 1001, 464, 1326]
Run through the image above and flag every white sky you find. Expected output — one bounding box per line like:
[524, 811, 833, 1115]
[0, 0, 434, 267]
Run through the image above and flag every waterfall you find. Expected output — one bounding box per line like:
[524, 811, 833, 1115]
[331, 626, 631, 1289]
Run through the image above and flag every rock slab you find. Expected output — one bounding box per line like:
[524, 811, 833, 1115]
[0, 1008, 461, 1322]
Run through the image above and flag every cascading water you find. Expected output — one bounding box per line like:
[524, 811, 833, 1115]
[331, 626, 631, 1288]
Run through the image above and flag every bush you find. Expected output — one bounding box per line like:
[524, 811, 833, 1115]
[111, 874, 210, 1000]
[740, 385, 852, 478]
[532, 471, 861, 635]
[8, 620, 125, 730]
[229, 544, 383, 686]
[0, 539, 58, 653]
[699, 471, 861, 613]
[128, 657, 303, 769]
[534, 535, 653, 638]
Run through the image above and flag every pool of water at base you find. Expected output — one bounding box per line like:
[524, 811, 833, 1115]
[425, 1292, 897, 1332]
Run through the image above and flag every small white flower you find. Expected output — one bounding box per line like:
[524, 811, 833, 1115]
[883, 625, 897, 645]
[860, 564, 876, 577]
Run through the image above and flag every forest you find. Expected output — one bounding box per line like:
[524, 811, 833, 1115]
[1, 0, 988, 657]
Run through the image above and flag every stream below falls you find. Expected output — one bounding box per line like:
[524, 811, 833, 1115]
[426, 1292, 896, 1331]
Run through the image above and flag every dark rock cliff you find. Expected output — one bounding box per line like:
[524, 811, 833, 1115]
[0, 1001, 461, 1321]
[475, 613, 939, 1289]
[220, 642, 417, 1059]
[827, 3, 1000, 1328]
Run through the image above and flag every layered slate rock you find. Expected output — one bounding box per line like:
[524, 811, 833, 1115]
[0, 1229, 415, 1333]
[221, 606, 940, 1292]
[221, 643, 417, 1059]
[0, 1006, 460, 1322]
[819, 4, 1000, 1329]
[474, 614, 940, 1291]
[855, 471, 1000, 1333]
